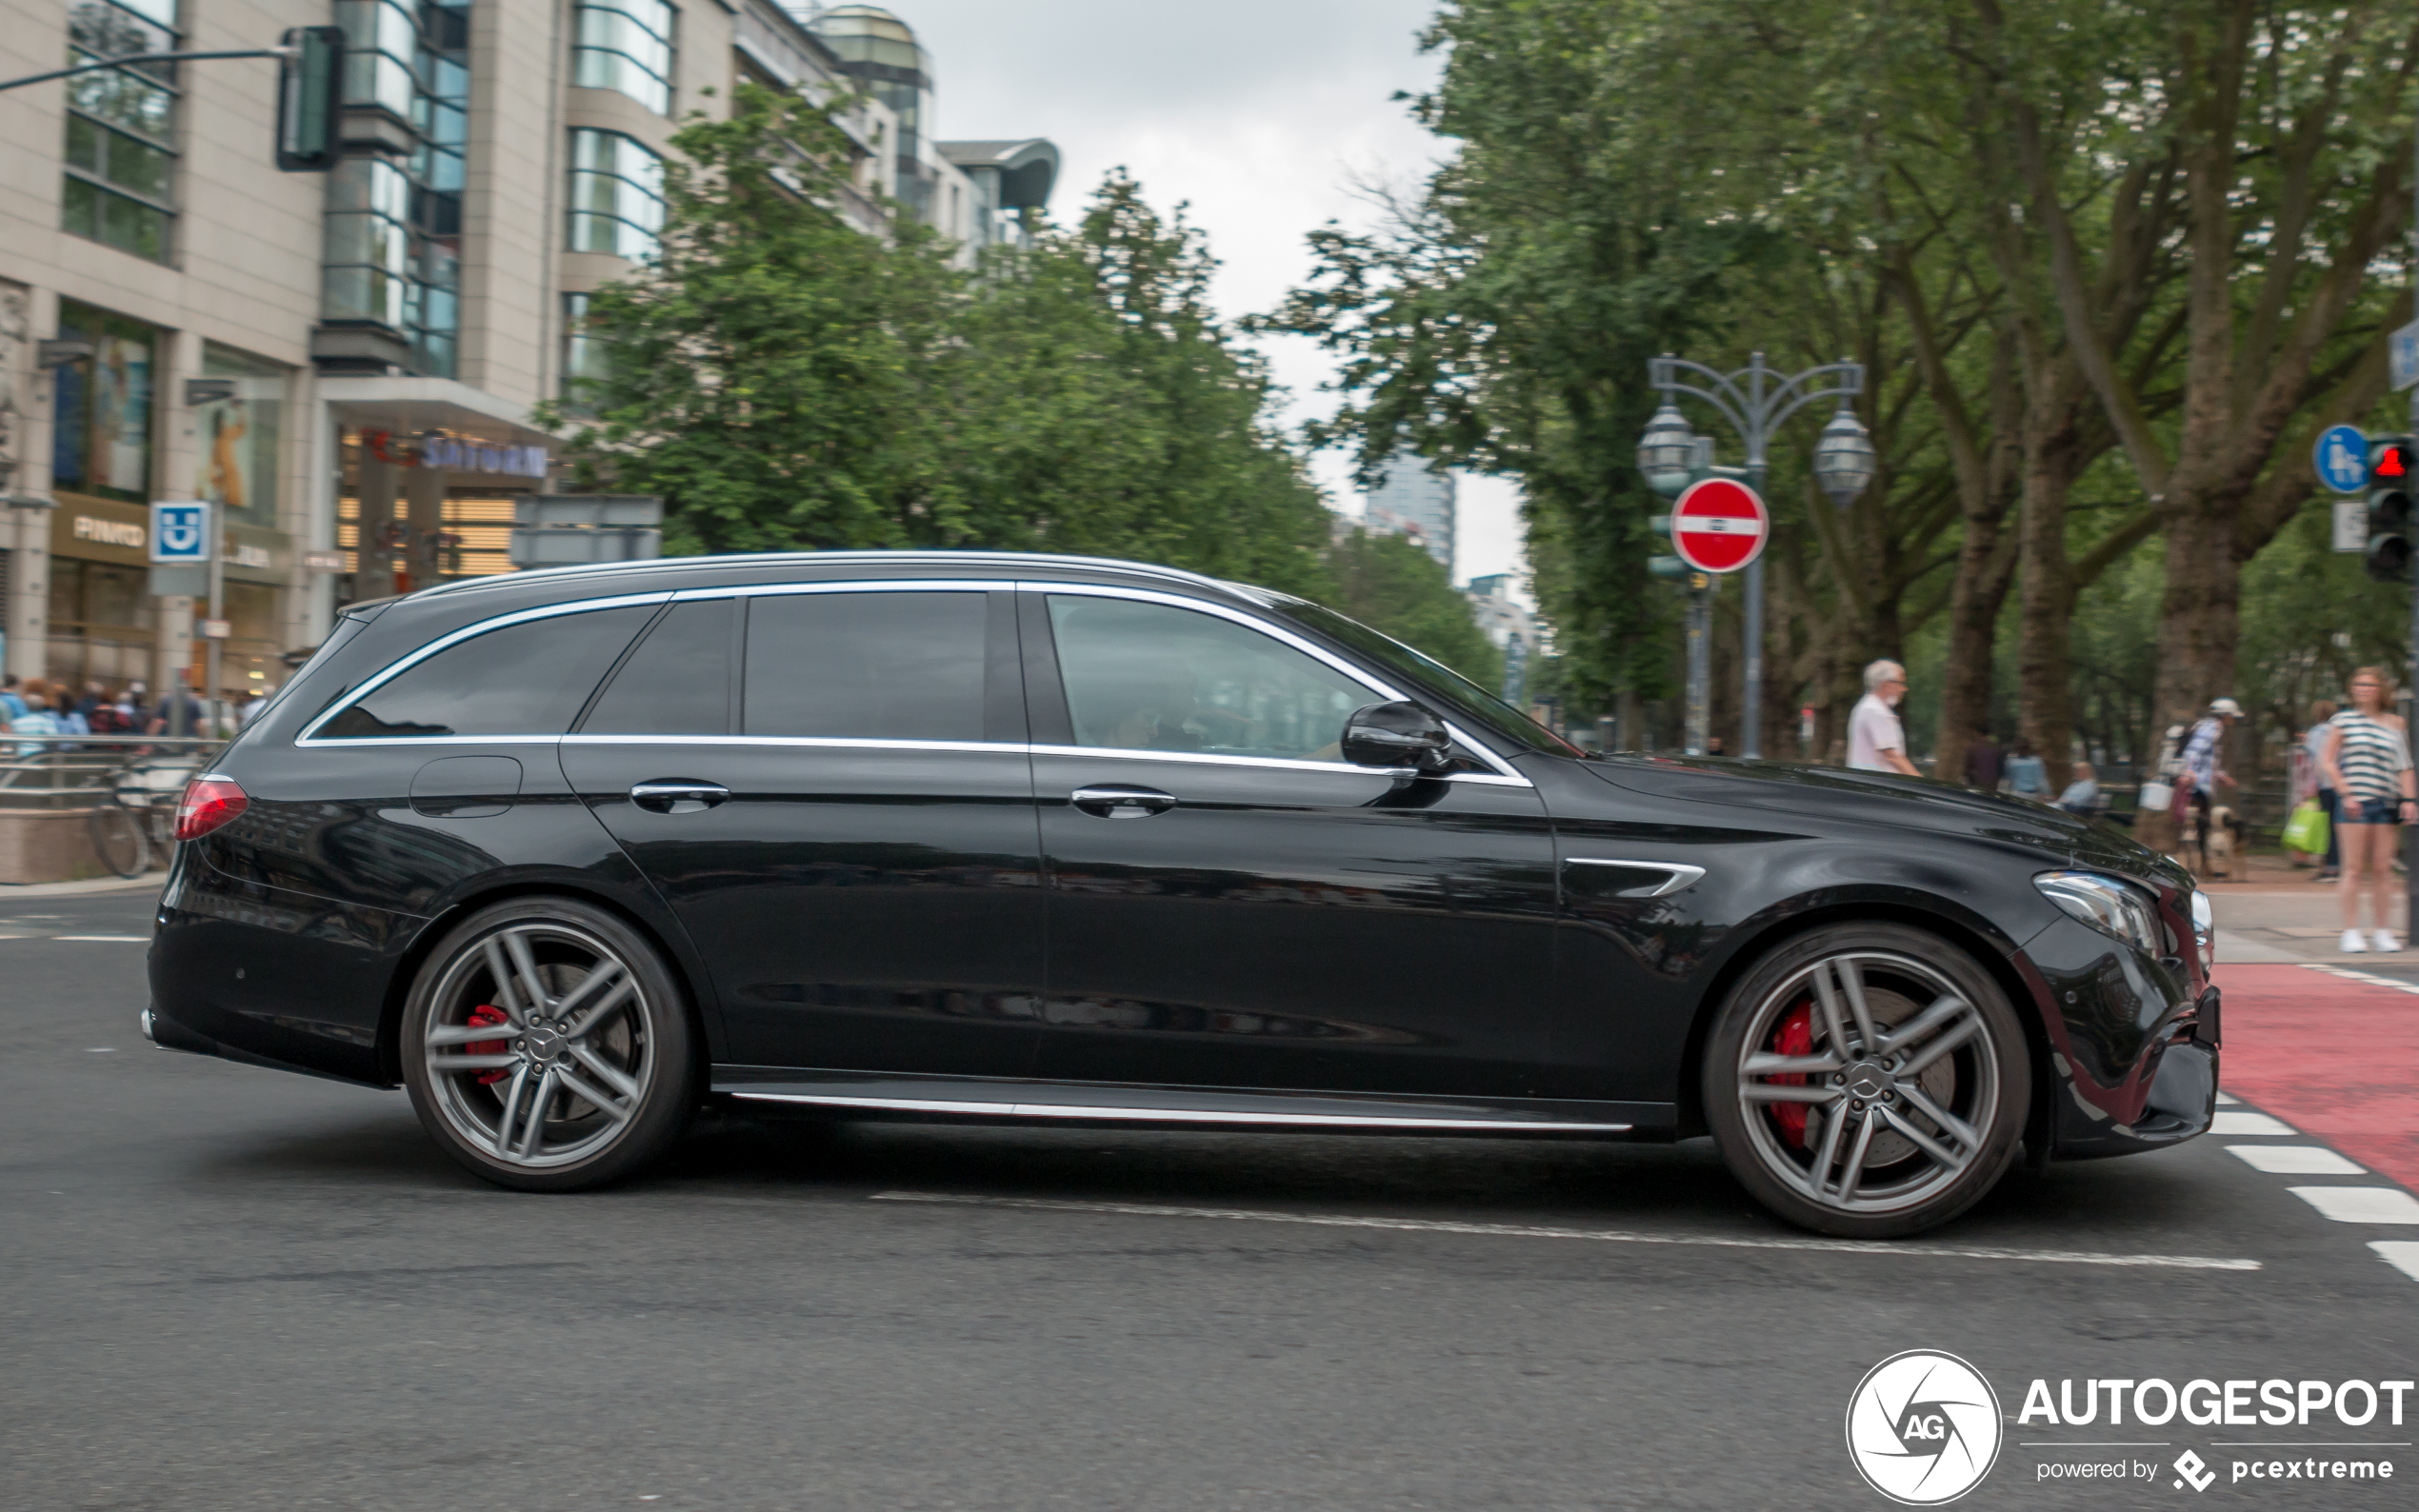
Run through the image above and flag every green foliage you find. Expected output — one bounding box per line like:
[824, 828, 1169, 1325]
[2240, 505, 2415, 739]
[1327, 527, 1505, 690]
[546, 86, 1334, 597]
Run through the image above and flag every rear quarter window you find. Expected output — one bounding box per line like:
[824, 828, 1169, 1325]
[314, 605, 655, 739]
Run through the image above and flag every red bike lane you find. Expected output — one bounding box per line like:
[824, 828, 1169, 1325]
[2214, 962, 2419, 1193]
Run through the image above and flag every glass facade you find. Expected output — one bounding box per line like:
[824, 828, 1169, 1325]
[574, 0, 676, 114]
[60, 0, 180, 262]
[326, 1, 469, 374]
[50, 300, 156, 505]
[562, 291, 612, 407]
[568, 129, 665, 260]
[813, 6, 935, 213]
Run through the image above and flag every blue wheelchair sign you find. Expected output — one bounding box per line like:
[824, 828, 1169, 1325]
[149, 501, 211, 563]
[2314, 425, 2369, 493]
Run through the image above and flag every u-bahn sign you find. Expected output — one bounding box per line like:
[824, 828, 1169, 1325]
[1669, 477, 1769, 573]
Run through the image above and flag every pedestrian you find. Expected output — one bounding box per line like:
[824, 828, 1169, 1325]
[241, 686, 276, 726]
[2320, 667, 2415, 952]
[10, 686, 62, 754]
[2306, 698, 2342, 881]
[2056, 761, 2100, 816]
[2174, 698, 2241, 878]
[0, 674, 25, 726]
[1964, 726, 2006, 791]
[2005, 736, 2049, 801]
[1846, 660, 1920, 775]
[148, 682, 204, 738]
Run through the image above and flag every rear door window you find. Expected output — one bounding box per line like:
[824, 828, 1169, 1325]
[580, 599, 735, 735]
[316, 605, 653, 740]
[742, 591, 988, 742]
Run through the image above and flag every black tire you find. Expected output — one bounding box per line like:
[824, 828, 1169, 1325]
[89, 803, 148, 879]
[400, 897, 694, 1192]
[1702, 922, 2030, 1239]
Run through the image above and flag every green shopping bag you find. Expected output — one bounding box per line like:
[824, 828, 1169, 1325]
[2283, 799, 2329, 855]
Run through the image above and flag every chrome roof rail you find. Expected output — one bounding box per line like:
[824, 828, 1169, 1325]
[410, 549, 1244, 601]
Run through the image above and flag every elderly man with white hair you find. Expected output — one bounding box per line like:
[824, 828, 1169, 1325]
[1848, 659, 1919, 775]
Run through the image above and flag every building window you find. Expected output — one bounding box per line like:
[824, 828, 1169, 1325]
[60, 0, 181, 262]
[568, 129, 665, 261]
[573, 0, 675, 115]
[50, 301, 158, 504]
[326, 1, 469, 376]
[193, 344, 287, 527]
[562, 291, 613, 408]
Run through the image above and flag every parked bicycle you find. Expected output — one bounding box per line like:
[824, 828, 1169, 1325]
[89, 751, 208, 878]
[0, 734, 223, 882]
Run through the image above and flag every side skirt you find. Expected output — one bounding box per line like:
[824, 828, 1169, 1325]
[711, 1066, 1673, 1139]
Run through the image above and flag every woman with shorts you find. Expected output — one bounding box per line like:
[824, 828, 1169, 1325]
[2321, 666, 2417, 952]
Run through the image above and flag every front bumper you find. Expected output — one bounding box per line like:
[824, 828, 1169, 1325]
[2014, 916, 2219, 1161]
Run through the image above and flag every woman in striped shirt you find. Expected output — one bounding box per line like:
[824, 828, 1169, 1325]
[2321, 666, 2417, 952]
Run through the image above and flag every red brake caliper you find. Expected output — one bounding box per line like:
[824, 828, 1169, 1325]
[464, 1005, 510, 1085]
[1769, 1001, 1815, 1147]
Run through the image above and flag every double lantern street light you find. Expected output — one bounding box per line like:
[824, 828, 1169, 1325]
[1633, 351, 1876, 758]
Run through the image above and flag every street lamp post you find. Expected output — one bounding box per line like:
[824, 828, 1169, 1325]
[1638, 352, 1873, 758]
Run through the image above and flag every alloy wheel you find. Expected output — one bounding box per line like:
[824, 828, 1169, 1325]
[420, 921, 656, 1169]
[1732, 949, 2002, 1217]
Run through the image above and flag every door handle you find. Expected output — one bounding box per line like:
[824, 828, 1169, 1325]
[1070, 786, 1178, 819]
[630, 780, 730, 814]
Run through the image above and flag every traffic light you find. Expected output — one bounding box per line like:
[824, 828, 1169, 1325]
[275, 27, 345, 171]
[2366, 435, 2416, 583]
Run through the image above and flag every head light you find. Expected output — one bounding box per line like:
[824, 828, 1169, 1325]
[2189, 888, 2214, 973]
[2035, 871, 2162, 954]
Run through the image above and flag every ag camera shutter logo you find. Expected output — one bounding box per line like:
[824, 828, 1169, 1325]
[1846, 1350, 2003, 1504]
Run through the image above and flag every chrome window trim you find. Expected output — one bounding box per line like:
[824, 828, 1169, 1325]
[1019, 580, 1531, 785]
[293, 575, 1535, 790]
[730, 1089, 1629, 1132]
[294, 590, 675, 746]
[1565, 858, 1708, 898]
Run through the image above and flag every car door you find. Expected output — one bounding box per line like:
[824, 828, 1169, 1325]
[1023, 586, 1560, 1098]
[560, 584, 1044, 1078]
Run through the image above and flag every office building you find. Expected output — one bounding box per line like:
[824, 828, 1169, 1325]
[1363, 450, 1454, 571]
[0, 0, 1053, 700]
[1465, 571, 1536, 705]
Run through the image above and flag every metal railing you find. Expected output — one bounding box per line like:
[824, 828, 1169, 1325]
[0, 735, 225, 811]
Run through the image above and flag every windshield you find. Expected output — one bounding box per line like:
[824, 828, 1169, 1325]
[1258, 595, 1579, 757]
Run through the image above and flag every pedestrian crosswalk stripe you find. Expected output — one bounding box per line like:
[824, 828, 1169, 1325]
[2211, 1110, 2298, 1136]
[2369, 1242, 2419, 1283]
[2228, 1144, 2366, 1175]
[2289, 1186, 2419, 1224]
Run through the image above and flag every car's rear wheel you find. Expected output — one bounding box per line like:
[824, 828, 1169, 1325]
[1703, 923, 2029, 1239]
[401, 898, 692, 1191]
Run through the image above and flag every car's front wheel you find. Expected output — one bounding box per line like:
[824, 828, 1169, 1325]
[1703, 923, 2030, 1239]
[401, 898, 693, 1191]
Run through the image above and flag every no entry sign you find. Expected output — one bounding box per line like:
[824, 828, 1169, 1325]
[1669, 477, 1768, 573]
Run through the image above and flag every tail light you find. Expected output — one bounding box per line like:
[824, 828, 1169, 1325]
[174, 774, 250, 842]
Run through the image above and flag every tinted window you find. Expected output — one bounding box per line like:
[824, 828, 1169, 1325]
[581, 599, 732, 735]
[1048, 595, 1370, 763]
[1268, 597, 1577, 757]
[743, 591, 987, 742]
[318, 605, 653, 740]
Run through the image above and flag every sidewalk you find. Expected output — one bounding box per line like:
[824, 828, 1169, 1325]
[0, 872, 168, 899]
[2203, 851, 2409, 964]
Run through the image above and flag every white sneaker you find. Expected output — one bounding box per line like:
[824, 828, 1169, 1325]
[2375, 930, 2400, 953]
[2344, 928, 2369, 952]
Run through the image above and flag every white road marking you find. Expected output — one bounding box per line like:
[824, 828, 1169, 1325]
[2228, 1144, 2365, 1176]
[2211, 1110, 2299, 1136]
[2299, 963, 2419, 995]
[2214, 1091, 2239, 1104]
[2369, 1243, 2419, 1283]
[50, 935, 150, 943]
[870, 1192, 2261, 1270]
[84, 1047, 116, 1054]
[2289, 1186, 2419, 1224]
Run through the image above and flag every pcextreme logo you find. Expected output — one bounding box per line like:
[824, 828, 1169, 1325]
[1846, 1350, 2005, 1505]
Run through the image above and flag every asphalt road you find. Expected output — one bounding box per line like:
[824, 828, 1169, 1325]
[6, 886, 2415, 1511]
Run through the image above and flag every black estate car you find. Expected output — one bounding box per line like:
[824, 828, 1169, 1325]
[146, 551, 2218, 1237]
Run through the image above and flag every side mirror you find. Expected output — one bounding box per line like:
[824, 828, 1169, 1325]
[1341, 700, 1452, 774]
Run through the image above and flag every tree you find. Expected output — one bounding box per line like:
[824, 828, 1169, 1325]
[1327, 527, 1505, 689]
[549, 88, 1335, 595]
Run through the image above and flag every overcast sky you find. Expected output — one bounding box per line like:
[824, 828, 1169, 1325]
[841, 0, 1529, 592]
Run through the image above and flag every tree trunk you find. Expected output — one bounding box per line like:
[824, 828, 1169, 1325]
[2149, 501, 2241, 732]
[2014, 448, 2079, 790]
